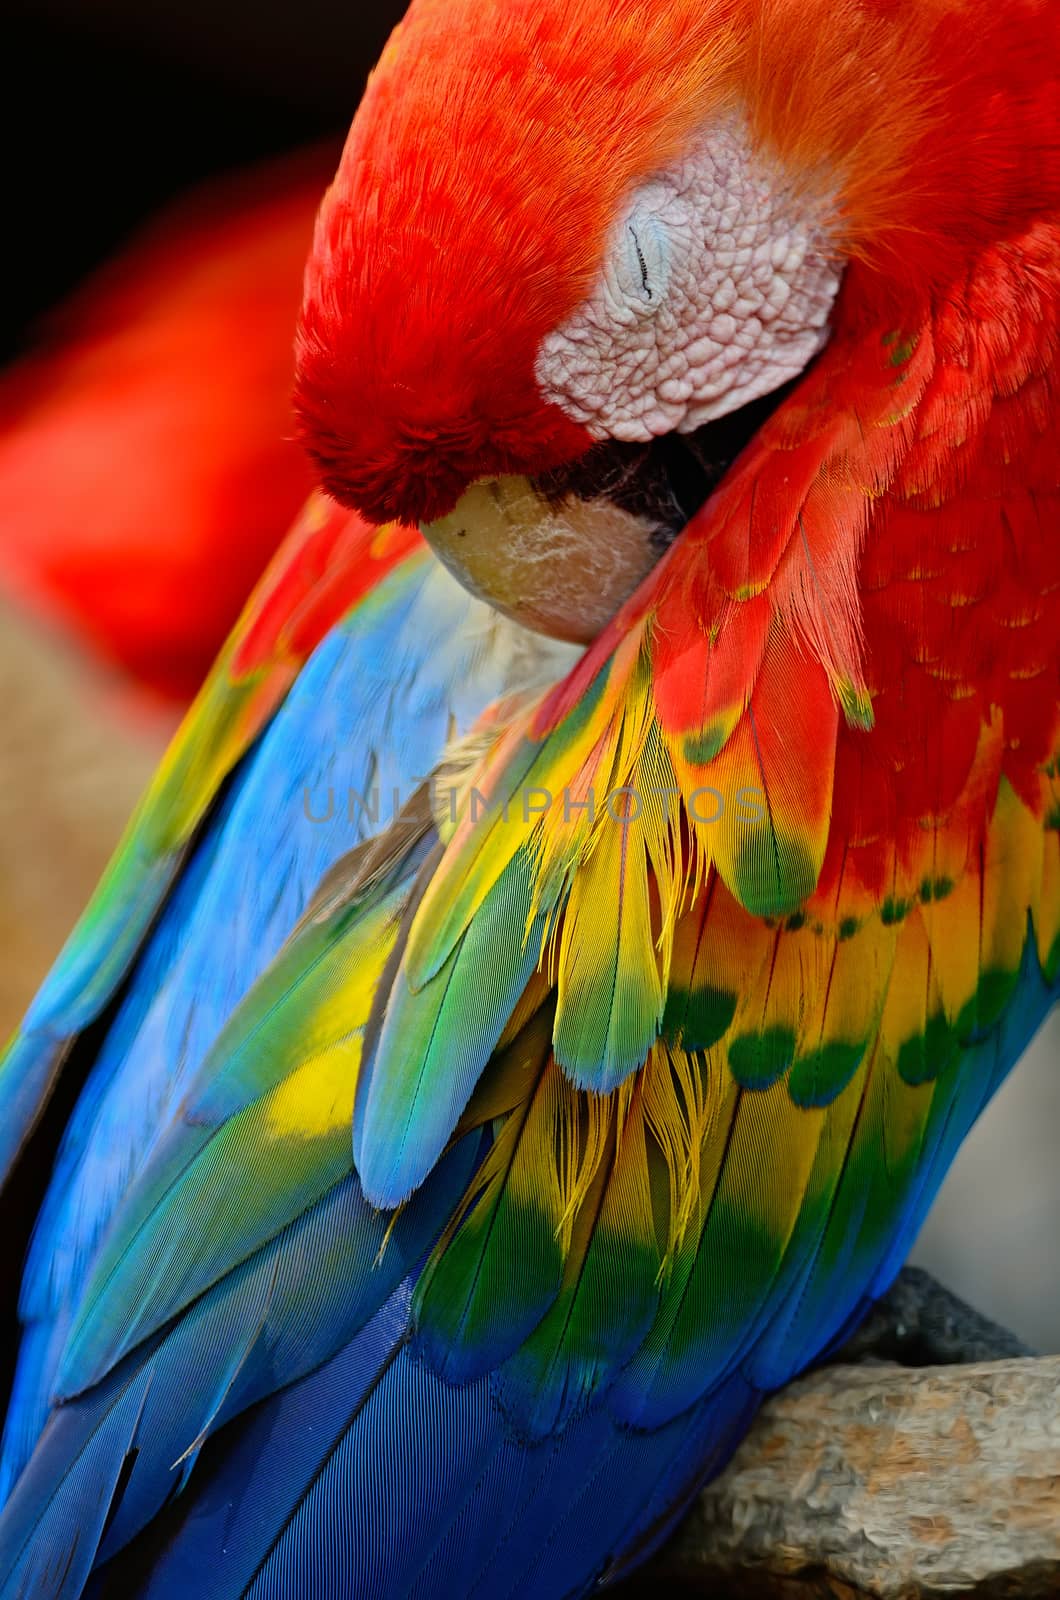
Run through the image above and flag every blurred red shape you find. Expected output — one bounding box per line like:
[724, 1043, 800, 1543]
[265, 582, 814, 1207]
[0, 143, 337, 699]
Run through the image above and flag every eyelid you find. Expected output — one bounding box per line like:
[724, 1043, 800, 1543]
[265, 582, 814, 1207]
[535, 118, 840, 444]
[617, 203, 670, 313]
[628, 224, 652, 297]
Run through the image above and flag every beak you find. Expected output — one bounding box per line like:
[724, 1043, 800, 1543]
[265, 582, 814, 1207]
[419, 378, 806, 642]
[421, 472, 674, 643]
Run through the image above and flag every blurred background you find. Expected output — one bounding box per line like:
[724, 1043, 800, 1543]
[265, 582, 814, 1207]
[3, 0, 404, 363]
[1, 0, 1057, 1353]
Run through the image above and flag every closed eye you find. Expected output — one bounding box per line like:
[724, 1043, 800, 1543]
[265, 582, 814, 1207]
[535, 120, 839, 445]
[628, 224, 652, 299]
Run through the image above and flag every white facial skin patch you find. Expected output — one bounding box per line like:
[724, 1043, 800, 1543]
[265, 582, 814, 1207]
[535, 119, 841, 442]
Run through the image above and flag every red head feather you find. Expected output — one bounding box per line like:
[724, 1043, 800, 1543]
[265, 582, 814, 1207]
[295, 0, 1060, 526]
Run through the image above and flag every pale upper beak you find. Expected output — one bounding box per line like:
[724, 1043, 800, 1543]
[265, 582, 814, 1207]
[421, 473, 675, 643]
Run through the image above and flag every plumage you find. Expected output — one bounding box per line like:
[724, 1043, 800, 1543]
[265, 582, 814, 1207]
[1, 0, 1058, 1595]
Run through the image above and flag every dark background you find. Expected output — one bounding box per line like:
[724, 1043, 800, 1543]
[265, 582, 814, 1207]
[3, 0, 410, 362]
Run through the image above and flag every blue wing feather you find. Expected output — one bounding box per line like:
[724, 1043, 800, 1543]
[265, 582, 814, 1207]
[87, 1292, 758, 1600]
[1, 559, 575, 1501]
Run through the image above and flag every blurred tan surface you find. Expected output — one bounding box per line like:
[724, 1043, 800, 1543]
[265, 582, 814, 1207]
[1, 603, 1056, 1350]
[0, 602, 163, 1038]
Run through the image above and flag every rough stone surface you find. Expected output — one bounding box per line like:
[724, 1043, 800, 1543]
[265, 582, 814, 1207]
[616, 1272, 1058, 1597]
[645, 1356, 1060, 1597]
[839, 1269, 1034, 1369]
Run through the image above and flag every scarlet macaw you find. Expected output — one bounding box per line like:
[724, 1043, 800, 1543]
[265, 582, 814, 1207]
[1, 0, 1058, 1595]
[0, 147, 332, 700]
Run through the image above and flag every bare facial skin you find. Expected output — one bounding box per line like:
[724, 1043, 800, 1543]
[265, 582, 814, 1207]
[422, 116, 839, 639]
[535, 116, 840, 443]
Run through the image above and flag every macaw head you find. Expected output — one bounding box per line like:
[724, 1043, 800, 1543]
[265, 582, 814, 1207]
[293, 0, 987, 636]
